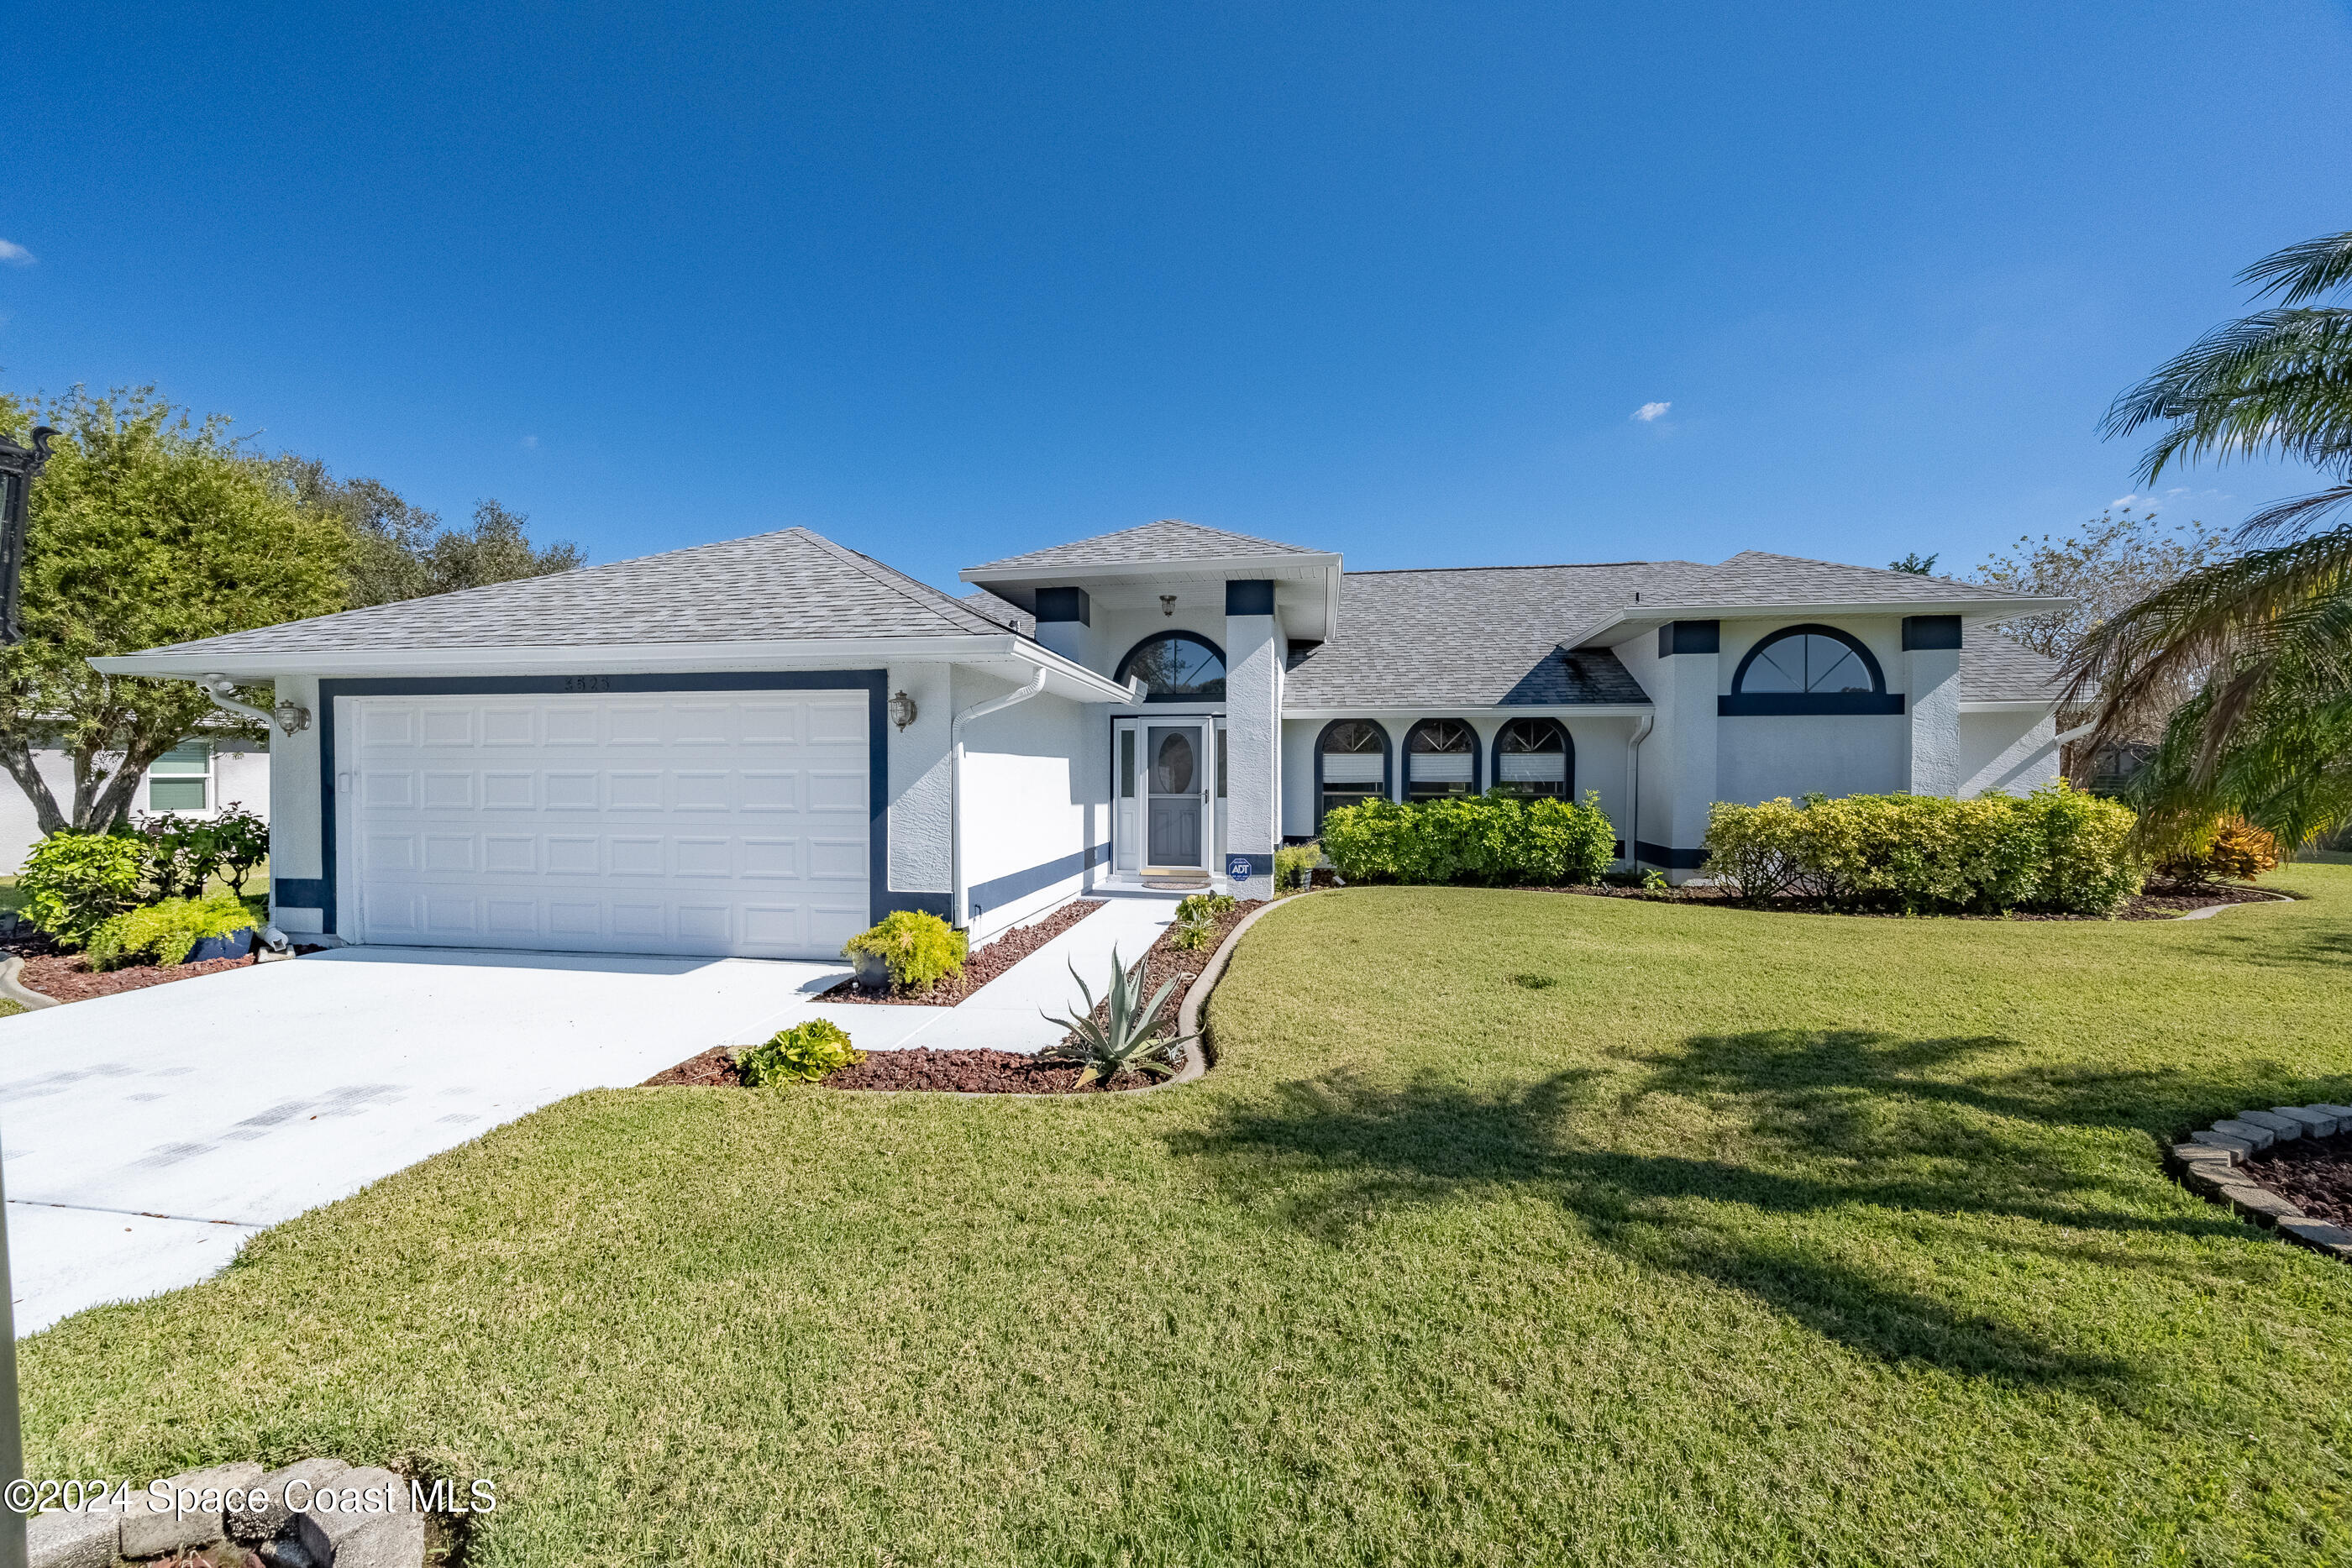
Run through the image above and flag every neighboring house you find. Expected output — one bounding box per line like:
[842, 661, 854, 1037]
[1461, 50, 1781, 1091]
[91, 521, 2068, 961]
[0, 726, 270, 872]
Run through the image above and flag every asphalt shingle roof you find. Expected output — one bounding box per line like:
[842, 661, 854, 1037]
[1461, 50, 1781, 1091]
[139, 527, 1016, 658]
[1959, 632, 2063, 703]
[965, 519, 1322, 573]
[1284, 559, 2063, 709]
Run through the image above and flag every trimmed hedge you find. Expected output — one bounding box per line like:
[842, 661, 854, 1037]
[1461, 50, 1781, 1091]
[87, 892, 260, 970]
[1319, 792, 1616, 887]
[1704, 783, 2139, 915]
[16, 831, 145, 949]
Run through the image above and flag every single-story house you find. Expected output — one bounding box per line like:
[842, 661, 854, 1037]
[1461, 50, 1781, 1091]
[0, 726, 271, 872]
[92, 520, 2068, 960]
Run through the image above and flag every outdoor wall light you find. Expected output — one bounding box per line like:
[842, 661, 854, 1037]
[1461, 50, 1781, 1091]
[888, 690, 918, 731]
[1160, 595, 1177, 617]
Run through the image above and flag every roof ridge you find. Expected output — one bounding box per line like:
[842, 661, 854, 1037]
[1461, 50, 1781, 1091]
[1343, 560, 1658, 575]
[789, 527, 1004, 636]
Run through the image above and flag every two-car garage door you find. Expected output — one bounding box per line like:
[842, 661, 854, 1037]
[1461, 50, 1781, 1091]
[341, 690, 870, 960]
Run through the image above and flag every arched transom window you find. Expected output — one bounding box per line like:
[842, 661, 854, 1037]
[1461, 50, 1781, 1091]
[1317, 719, 1389, 828]
[1492, 717, 1572, 797]
[1734, 627, 1882, 695]
[1404, 719, 1479, 800]
[1115, 632, 1226, 702]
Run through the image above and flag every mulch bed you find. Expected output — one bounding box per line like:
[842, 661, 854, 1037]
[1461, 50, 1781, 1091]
[2240, 1133, 2352, 1229]
[3, 935, 259, 1003]
[643, 896, 1268, 1094]
[822, 899, 1107, 1005]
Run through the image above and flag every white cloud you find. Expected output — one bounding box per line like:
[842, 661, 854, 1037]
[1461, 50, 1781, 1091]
[520, 435, 538, 450]
[1631, 401, 1670, 422]
[0, 240, 33, 265]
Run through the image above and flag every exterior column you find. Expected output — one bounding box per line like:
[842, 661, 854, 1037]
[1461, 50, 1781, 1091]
[1903, 616, 1962, 797]
[1222, 579, 1279, 899]
[1032, 586, 1089, 664]
[1654, 621, 1719, 881]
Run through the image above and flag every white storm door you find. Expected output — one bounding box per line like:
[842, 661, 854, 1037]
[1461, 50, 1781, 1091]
[342, 690, 870, 960]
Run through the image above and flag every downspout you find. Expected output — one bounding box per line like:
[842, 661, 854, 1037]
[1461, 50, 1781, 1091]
[1625, 711, 1654, 868]
[950, 667, 1047, 931]
[197, 673, 312, 737]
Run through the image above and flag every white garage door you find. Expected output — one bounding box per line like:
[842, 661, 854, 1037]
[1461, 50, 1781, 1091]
[341, 690, 871, 959]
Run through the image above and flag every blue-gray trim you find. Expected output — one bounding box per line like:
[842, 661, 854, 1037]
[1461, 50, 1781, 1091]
[1313, 718, 1393, 831]
[314, 670, 891, 937]
[1488, 716, 1572, 800]
[969, 841, 1110, 918]
[271, 876, 328, 911]
[1035, 585, 1091, 624]
[1730, 623, 1887, 697]
[1635, 840, 1710, 870]
[1719, 691, 1906, 716]
[1113, 630, 1228, 703]
[1902, 613, 1963, 651]
[1403, 717, 1483, 797]
[1658, 620, 1720, 656]
[882, 891, 953, 920]
[1224, 579, 1276, 616]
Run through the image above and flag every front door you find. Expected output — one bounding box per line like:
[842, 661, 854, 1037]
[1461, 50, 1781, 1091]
[1145, 723, 1207, 869]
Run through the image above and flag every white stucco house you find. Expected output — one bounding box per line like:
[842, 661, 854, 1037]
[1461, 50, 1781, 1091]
[89, 520, 2068, 960]
[0, 727, 271, 873]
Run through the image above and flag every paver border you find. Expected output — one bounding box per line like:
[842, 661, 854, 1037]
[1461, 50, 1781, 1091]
[2168, 1103, 2352, 1260]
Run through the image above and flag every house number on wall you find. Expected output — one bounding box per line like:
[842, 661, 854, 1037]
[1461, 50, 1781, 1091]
[559, 675, 614, 693]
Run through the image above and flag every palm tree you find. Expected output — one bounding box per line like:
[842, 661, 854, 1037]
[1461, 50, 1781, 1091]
[2066, 230, 2352, 847]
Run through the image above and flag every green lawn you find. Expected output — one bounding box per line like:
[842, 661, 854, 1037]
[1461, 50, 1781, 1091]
[23, 874, 2352, 1565]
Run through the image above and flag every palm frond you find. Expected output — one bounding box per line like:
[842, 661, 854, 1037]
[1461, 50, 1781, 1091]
[2239, 229, 2352, 306]
[2099, 308, 2352, 483]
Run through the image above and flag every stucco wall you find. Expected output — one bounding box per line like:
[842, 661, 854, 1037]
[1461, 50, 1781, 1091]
[268, 677, 328, 932]
[883, 660, 953, 899]
[953, 666, 1106, 940]
[1958, 710, 2061, 798]
[1715, 715, 1909, 803]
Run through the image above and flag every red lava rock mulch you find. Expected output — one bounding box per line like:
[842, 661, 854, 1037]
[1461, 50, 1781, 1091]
[2240, 1133, 2352, 1229]
[7, 947, 257, 1003]
[643, 896, 1269, 1093]
[822, 899, 1107, 1005]
[1518, 878, 2287, 920]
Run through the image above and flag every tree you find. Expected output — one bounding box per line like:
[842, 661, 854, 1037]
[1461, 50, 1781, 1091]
[0, 388, 349, 833]
[1887, 552, 1940, 575]
[1972, 507, 2230, 664]
[278, 460, 584, 606]
[2064, 228, 2352, 847]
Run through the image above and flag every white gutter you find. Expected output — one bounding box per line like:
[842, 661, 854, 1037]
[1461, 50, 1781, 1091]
[1625, 712, 1654, 867]
[950, 668, 1049, 930]
[90, 633, 1137, 703]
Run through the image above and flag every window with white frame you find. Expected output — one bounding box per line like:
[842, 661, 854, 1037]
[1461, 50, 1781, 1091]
[148, 740, 212, 811]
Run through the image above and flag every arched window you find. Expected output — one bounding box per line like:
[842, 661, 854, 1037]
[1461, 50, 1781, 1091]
[1404, 719, 1480, 800]
[1490, 717, 1572, 798]
[1115, 632, 1226, 702]
[1722, 625, 1903, 716]
[1315, 719, 1389, 829]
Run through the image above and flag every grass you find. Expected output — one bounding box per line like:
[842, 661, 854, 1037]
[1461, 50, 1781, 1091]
[21, 872, 2352, 1565]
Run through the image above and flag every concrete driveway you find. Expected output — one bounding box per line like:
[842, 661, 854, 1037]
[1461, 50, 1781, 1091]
[0, 947, 845, 1334]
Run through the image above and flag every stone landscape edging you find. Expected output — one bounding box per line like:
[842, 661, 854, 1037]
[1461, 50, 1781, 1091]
[28, 1455, 434, 1568]
[0, 955, 61, 1010]
[2169, 1104, 2352, 1260]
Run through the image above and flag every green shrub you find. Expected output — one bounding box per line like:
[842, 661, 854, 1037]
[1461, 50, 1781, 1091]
[1704, 782, 2139, 915]
[87, 892, 259, 970]
[2156, 816, 2282, 884]
[17, 831, 146, 949]
[843, 910, 966, 990]
[1318, 791, 1616, 887]
[738, 1019, 863, 1085]
[1170, 892, 1239, 951]
[1273, 842, 1320, 892]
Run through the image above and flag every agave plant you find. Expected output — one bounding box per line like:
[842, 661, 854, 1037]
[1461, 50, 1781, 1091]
[1039, 947, 1197, 1088]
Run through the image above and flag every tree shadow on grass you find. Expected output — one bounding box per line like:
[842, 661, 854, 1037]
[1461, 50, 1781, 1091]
[1163, 1027, 2348, 1390]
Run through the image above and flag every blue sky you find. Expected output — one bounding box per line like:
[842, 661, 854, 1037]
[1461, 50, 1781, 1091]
[7, 2, 2350, 591]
